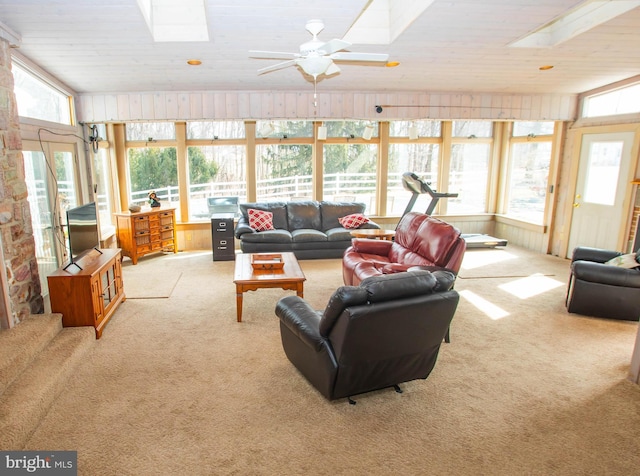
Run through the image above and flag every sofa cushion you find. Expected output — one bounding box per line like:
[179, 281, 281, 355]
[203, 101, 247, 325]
[292, 229, 327, 243]
[248, 208, 275, 231]
[320, 201, 366, 231]
[238, 229, 292, 244]
[287, 201, 321, 231]
[325, 227, 354, 242]
[338, 213, 369, 229]
[240, 202, 288, 230]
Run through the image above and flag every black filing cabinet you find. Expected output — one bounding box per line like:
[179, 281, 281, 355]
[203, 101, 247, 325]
[211, 213, 235, 261]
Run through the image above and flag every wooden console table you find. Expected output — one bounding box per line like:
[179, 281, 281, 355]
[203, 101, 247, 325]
[47, 248, 125, 338]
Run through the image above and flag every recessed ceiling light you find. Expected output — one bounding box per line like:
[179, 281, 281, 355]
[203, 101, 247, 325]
[187, 59, 202, 66]
[539, 65, 554, 71]
[386, 61, 400, 67]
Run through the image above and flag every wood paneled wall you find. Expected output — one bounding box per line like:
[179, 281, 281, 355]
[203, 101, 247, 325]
[78, 90, 578, 123]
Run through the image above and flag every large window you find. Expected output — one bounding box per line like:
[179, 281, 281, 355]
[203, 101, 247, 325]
[448, 121, 493, 214]
[323, 143, 378, 214]
[12, 61, 73, 125]
[127, 146, 179, 219]
[187, 146, 246, 220]
[187, 121, 246, 221]
[505, 122, 554, 224]
[388, 120, 442, 215]
[256, 144, 312, 202]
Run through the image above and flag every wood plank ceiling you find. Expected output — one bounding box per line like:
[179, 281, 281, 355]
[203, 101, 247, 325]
[0, 0, 638, 96]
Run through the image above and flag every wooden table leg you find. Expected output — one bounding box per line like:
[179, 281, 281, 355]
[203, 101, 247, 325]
[236, 286, 243, 322]
[296, 283, 304, 298]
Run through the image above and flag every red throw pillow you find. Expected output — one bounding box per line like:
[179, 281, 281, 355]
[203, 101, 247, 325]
[248, 208, 275, 231]
[339, 213, 369, 229]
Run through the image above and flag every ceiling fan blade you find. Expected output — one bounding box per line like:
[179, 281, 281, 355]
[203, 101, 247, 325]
[325, 63, 341, 76]
[249, 50, 298, 60]
[257, 60, 296, 75]
[318, 38, 351, 55]
[330, 52, 389, 62]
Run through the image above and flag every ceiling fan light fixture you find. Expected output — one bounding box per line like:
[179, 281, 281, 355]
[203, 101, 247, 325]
[297, 56, 333, 77]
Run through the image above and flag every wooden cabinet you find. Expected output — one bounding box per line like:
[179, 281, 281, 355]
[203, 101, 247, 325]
[115, 207, 177, 264]
[47, 248, 125, 339]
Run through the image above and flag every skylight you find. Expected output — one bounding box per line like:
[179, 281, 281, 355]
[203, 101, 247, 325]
[137, 0, 209, 42]
[343, 0, 435, 45]
[510, 0, 640, 48]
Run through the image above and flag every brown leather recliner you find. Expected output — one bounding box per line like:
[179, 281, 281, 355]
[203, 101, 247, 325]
[275, 270, 459, 402]
[342, 212, 466, 286]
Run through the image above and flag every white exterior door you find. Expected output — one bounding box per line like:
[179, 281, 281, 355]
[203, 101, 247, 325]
[567, 132, 635, 255]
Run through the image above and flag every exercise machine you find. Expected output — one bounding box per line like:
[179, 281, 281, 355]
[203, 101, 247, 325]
[400, 172, 507, 248]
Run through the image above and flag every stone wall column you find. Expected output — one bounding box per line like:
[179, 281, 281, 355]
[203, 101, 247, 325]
[0, 38, 43, 325]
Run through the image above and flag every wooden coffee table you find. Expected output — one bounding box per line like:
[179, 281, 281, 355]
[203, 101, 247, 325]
[350, 228, 396, 240]
[233, 252, 306, 322]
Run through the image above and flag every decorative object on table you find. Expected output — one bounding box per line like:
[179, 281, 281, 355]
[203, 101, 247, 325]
[128, 204, 141, 213]
[251, 253, 284, 270]
[148, 191, 161, 208]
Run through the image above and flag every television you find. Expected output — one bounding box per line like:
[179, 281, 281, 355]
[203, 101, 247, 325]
[65, 202, 101, 270]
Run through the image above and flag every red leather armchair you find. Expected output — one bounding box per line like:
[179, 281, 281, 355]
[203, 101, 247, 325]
[342, 212, 467, 286]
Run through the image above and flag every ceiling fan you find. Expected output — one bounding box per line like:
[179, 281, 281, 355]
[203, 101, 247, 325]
[249, 19, 389, 81]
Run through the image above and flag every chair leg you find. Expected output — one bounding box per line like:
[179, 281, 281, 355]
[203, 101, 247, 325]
[444, 326, 450, 343]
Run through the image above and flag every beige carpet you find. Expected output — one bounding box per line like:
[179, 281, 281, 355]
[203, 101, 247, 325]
[21, 247, 640, 475]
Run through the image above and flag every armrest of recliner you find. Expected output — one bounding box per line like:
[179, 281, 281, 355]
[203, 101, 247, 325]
[572, 260, 640, 288]
[571, 246, 620, 264]
[275, 296, 325, 351]
[350, 238, 392, 255]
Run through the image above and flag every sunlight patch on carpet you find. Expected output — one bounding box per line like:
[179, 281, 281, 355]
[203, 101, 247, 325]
[459, 289, 509, 320]
[498, 274, 565, 299]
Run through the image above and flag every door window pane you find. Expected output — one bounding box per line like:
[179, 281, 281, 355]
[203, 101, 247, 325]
[323, 144, 378, 214]
[187, 145, 247, 220]
[256, 145, 312, 201]
[448, 143, 490, 213]
[23, 151, 59, 295]
[506, 142, 551, 224]
[388, 144, 440, 215]
[583, 141, 623, 206]
[127, 147, 180, 220]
